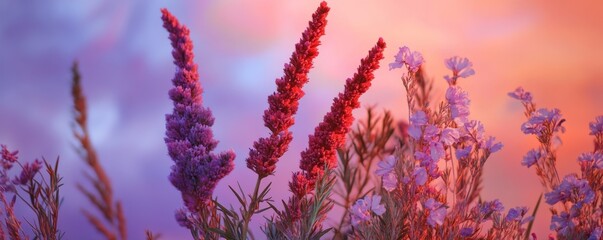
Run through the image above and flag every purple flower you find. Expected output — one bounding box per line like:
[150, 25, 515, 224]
[550, 211, 575, 237]
[479, 199, 504, 219]
[545, 175, 594, 206]
[13, 159, 42, 185]
[0, 145, 18, 170]
[175, 208, 193, 229]
[162, 9, 236, 212]
[481, 136, 503, 153]
[460, 227, 474, 237]
[522, 149, 544, 168]
[413, 166, 428, 185]
[446, 86, 471, 120]
[455, 145, 472, 160]
[508, 87, 533, 104]
[349, 195, 386, 226]
[444, 56, 475, 85]
[578, 152, 603, 170]
[382, 172, 398, 192]
[440, 128, 459, 146]
[589, 116, 603, 135]
[424, 198, 446, 227]
[521, 108, 565, 137]
[408, 125, 422, 140]
[375, 155, 397, 176]
[389, 46, 424, 73]
[505, 207, 528, 222]
[410, 110, 428, 126]
[589, 227, 602, 240]
[429, 141, 445, 161]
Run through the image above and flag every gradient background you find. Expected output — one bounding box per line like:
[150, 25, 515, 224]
[1, 0, 603, 239]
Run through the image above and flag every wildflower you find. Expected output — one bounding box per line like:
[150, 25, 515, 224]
[481, 136, 503, 153]
[550, 211, 575, 237]
[479, 199, 504, 220]
[521, 108, 565, 137]
[162, 8, 236, 212]
[460, 227, 474, 237]
[429, 141, 445, 161]
[455, 145, 472, 160]
[389, 46, 424, 73]
[293, 38, 386, 197]
[440, 127, 459, 146]
[444, 56, 475, 85]
[410, 110, 428, 126]
[508, 87, 533, 104]
[505, 207, 528, 222]
[446, 86, 471, 120]
[382, 172, 398, 192]
[545, 175, 594, 206]
[247, 2, 329, 178]
[578, 152, 603, 170]
[349, 195, 386, 226]
[589, 116, 603, 135]
[522, 149, 544, 168]
[175, 209, 193, 229]
[375, 155, 396, 176]
[412, 166, 427, 185]
[0, 145, 18, 170]
[424, 198, 446, 227]
[13, 159, 42, 185]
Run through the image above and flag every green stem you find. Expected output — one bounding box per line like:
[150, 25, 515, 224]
[241, 175, 262, 239]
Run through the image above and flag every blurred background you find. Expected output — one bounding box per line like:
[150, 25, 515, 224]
[1, 0, 603, 238]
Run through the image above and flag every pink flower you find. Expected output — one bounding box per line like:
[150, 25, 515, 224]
[294, 38, 386, 195]
[247, 2, 330, 178]
[13, 159, 42, 185]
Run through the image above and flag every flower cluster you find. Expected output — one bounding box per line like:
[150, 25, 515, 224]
[349, 195, 386, 226]
[161, 8, 236, 214]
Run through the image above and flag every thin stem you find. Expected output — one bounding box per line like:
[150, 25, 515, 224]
[241, 175, 262, 239]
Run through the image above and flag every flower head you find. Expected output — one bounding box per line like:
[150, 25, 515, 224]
[446, 86, 471, 120]
[382, 172, 398, 192]
[1, 145, 18, 170]
[444, 56, 475, 85]
[508, 87, 533, 104]
[550, 211, 575, 237]
[589, 116, 603, 135]
[349, 195, 386, 226]
[13, 159, 42, 185]
[479, 199, 504, 220]
[247, 2, 329, 178]
[424, 198, 446, 227]
[522, 149, 544, 168]
[375, 155, 396, 176]
[294, 38, 386, 199]
[162, 8, 236, 212]
[413, 166, 428, 185]
[521, 108, 565, 137]
[389, 46, 424, 73]
[545, 175, 594, 206]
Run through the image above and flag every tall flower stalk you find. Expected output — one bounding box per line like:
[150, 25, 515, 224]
[71, 62, 127, 240]
[240, 2, 329, 239]
[286, 38, 386, 226]
[161, 8, 235, 237]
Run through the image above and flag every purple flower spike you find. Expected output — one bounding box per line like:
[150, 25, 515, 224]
[162, 9, 236, 212]
[444, 56, 475, 85]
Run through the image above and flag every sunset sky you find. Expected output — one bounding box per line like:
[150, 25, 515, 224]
[1, 1, 603, 238]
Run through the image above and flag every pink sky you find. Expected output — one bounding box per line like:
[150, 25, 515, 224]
[1, 0, 603, 238]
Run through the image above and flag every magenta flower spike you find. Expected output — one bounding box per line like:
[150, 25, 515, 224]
[290, 38, 386, 198]
[161, 8, 235, 213]
[247, 2, 330, 178]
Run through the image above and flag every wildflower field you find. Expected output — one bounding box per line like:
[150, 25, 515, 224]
[1, 1, 603, 239]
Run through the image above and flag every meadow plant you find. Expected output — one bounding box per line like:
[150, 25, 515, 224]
[3, 2, 603, 240]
